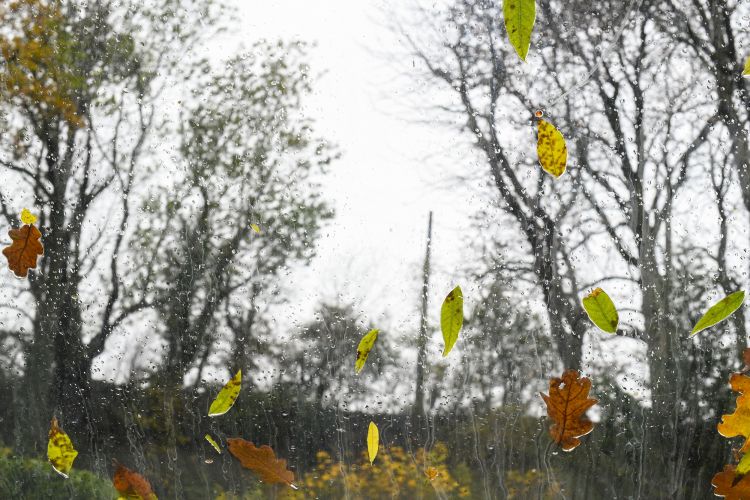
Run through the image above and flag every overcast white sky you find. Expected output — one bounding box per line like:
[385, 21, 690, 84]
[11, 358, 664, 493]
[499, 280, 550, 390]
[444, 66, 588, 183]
[213, 0, 483, 336]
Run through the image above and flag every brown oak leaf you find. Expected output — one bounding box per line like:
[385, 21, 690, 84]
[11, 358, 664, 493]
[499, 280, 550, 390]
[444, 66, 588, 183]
[113, 463, 157, 500]
[227, 438, 295, 488]
[713, 464, 750, 499]
[2, 224, 43, 278]
[540, 369, 597, 451]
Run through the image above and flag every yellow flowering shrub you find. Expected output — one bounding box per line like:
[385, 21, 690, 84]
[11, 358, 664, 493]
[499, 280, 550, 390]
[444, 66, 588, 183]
[505, 469, 561, 499]
[282, 442, 470, 499]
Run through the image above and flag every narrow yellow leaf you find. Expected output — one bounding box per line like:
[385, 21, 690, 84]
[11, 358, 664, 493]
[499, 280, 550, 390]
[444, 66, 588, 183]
[20, 208, 37, 225]
[503, 0, 536, 62]
[441, 286, 464, 357]
[355, 328, 379, 374]
[48, 417, 78, 478]
[537, 119, 568, 178]
[743, 56, 750, 77]
[250, 224, 261, 234]
[208, 369, 242, 417]
[367, 421, 379, 464]
[205, 434, 222, 454]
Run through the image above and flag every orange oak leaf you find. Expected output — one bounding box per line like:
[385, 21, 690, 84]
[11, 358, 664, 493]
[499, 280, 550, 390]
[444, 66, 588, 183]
[540, 369, 597, 451]
[713, 464, 750, 499]
[719, 373, 750, 453]
[112, 463, 157, 500]
[2, 224, 43, 278]
[227, 438, 296, 488]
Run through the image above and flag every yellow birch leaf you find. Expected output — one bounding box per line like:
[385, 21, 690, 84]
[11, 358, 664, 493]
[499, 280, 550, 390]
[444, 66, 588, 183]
[250, 224, 261, 234]
[441, 286, 464, 357]
[743, 56, 750, 77]
[355, 328, 379, 374]
[367, 421, 379, 464]
[205, 434, 221, 454]
[48, 417, 78, 478]
[537, 119, 568, 178]
[582, 288, 619, 334]
[208, 369, 242, 417]
[20, 208, 37, 225]
[503, 0, 536, 62]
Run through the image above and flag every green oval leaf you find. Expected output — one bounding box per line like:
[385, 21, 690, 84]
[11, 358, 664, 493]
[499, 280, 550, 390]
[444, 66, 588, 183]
[208, 369, 242, 417]
[582, 288, 619, 334]
[744, 56, 750, 77]
[355, 328, 379, 374]
[503, 0, 536, 62]
[691, 290, 745, 337]
[441, 286, 464, 357]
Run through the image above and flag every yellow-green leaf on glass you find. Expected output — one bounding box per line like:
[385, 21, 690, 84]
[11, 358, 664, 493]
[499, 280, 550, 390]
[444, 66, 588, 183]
[537, 119, 567, 178]
[743, 56, 750, 77]
[355, 328, 379, 374]
[582, 288, 619, 334]
[205, 434, 221, 454]
[441, 286, 464, 357]
[367, 421, 379, 464]
[48, 417, 78, 478]
[503, 0, 536, 62]
[250, 223, 261, 234]
[208, 369, 242, 417]
[690, 291, 745, 337]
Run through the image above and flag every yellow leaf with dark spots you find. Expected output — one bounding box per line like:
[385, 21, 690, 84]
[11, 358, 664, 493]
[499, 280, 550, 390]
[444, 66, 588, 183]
[208, 369, 242, 417]
[355, 329, 379, 374]
[537, 119, 567, 178]
[48, 417, 78, 478]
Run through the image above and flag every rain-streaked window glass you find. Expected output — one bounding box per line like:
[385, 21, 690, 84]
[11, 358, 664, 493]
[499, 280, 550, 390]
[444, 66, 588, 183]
[1, 0, 749, 498]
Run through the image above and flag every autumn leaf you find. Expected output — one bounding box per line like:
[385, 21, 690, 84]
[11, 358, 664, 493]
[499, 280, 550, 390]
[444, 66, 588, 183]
[718, 373, 750, 453]
[20, 208, 37, 225]
[537, 119, 568, 178]
[367, 421, 379, 464]
[47, 417, 77, 478]
[208, 369, 241, 417]
[355, 329, 379, 374]
[250, 223, 261, 234]
[733, 453, 750, 486]
[205, 434, 221, 454]
[2, 223, 44, 278]
[503, 0, 536, 62]
[713, 464, 750, 499]
[227, 438, 296, 488]
[113, 463, 158, 500]
[441, 286, 464, 357]
[540, 370, 597, 451]
[582, 288, 619, 334]
[690, 290, 745, 337]
[744, 56, 750, 77]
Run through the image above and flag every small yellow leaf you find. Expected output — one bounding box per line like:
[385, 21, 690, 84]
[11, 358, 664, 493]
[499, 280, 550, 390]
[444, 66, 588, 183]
[367, 421, 379, 464]
[250, 224, 261, 234]
[537, 119, 568, 178]
[743, 56, 750, 77]
[48, 417, 78, 478]
[441, 286, 464, 357]
[205, 434, 221, 454]
[355, 329, 379, 374]
[208, 369, 242, 417]
[20, 208, 37, 225]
